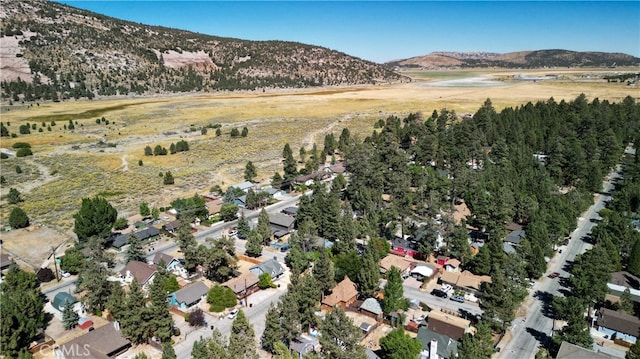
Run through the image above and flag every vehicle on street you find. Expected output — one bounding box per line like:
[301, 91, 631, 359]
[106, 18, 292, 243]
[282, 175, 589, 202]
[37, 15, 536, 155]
[431, 289, 448, 298]
[450, 295, 465, 303]
[227, 308, 239, 319]
[547, 272, 560, 279]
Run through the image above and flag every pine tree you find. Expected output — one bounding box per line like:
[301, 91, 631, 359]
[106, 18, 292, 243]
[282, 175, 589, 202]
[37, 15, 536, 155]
[296, 276, 321, 332]
[73, 196, 117, 241]
[237, 213, 250, 239]
[313, 249, 335, 295]
[245, 229, 263, 257]
[457, 322, 494, 359]
[7, 188, 22, 204]
[8, 207, 29, 229]
[272, 341, 294, 359]
[357, 247, 381, 298]
[382, 267, 405, 315]
[628, 239, 640, 277]
[228, 310, 258, 359]
[139, 202, 151, 217]
[278, 292, 301, 345]
[271, 171, 283, 189]
[62, 301, 79, 330]
[163, 171, 175, 185]
[126, 235, 146, 263]
[319, 307, 366, 359]
[282, 143, 297, 183]
[241, 127, 249, 137]
[77, 260, 112, 313]
[257, 208, 271, 244]
[148, 274, 174, 342]
[120, 279, 147, 344]
[244, 161, 257, 182]
[261, 304, 284, 352]
[161, 341, 176, 359]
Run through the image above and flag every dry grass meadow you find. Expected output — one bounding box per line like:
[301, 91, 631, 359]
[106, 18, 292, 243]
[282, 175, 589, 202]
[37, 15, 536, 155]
[1, 67, 638, 233]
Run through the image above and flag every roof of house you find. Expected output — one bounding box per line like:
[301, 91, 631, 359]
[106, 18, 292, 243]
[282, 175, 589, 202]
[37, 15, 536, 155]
[289, 336, 318, 356]
[111, 233, 130, 248]
[365, 348, 380, 359]
[163, 220, 181, 232]
[152, 252, 176, 266]
[249, 258, 284, 278]
[53, 292, 78, 311]
[505, 222, 523, 232]
[120, 261, 157, 285]
[597, 308, 640, 337]
[328, 162, 346, 174]
[390, 236, 417, 251]
[282, 206, 298, 216]
[269, 213, 295, 228]
[445, 259, 461, 268]
[0, 253, 13, 269]
[322, 276, 358, 307]
[609, 271, 640, 289]
[223, 271, 259, 294]
[206, 198, 224, 214]
[360, 298, 383, 315]
[172, 281, 209, 306]
[439, 270, 491, 291]
[380, 254, 412, 272]
[504, 230, 526, 245]
[417, 327, 459, 359]
[230, 181, 253, 191]
[427, 310, 470, 341]
[556, 341, 617, 359]
[58, 322, 130, 359]
[411, 264, 436, 277]
[503, 243, 517, 255]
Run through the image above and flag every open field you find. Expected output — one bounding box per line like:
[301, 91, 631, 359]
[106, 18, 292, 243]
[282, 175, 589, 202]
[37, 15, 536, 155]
[0, 68, 638, 234]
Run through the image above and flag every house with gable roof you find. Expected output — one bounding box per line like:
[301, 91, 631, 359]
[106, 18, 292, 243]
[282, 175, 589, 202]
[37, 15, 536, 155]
[321, 276, 358, 310]
[168, 281, 210, 311]
[120, 261, 157, 290]
[55, 321, 130, 359]
[249, 257, 285, 281]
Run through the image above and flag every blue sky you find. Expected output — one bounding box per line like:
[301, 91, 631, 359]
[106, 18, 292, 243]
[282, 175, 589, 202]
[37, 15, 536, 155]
[58, 1, 640, 63]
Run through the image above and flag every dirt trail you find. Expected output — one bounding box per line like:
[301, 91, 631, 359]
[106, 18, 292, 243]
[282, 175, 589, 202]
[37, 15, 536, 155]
[19, 156, 59, 194]
[121, 154, 129, 172]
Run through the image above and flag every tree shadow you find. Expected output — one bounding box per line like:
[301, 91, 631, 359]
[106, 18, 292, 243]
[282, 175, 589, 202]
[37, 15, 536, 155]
[526, 327, 552, 347]
[535, 291, 556, 318]
[562, 260, 574, 274]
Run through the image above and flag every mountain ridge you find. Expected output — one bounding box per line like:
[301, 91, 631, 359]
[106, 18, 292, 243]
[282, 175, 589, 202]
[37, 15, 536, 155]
[386, 50, 640, 69]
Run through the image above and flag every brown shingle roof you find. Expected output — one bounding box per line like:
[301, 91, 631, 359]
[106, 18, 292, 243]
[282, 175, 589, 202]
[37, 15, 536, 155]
[120, 261, 157, 285]
[380, 254, 412, 273]
[439, 270, 491, 291]
[58, 322, 130, 359]
[223, 272, 259, 294]
[597, 308, 640, 337]
[427, 310, 471, 341]
[609, 271, 640, 289]
[322, 276, 358, 307]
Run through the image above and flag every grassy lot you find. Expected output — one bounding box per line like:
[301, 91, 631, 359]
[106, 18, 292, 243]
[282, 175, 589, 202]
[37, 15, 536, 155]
[0, 68, 638, 231]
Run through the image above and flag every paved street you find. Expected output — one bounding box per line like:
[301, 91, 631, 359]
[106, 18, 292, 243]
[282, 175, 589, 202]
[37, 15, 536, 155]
[496, 164, 622, 358]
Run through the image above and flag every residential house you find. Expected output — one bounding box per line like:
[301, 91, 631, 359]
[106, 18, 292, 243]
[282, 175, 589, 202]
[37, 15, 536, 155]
[555, 341, 617, 359]
[168, 281, 210, 311]
[321, 276, 358, 310]
[249, 258, 285, 281]
[444, 259, 461, 273]
[596, 308, 640, 344]
[426, 310, 472, 341]
[223, 271, 260, 299]
[152, 252, 181, 271]
[294, 172, 330, 186]
[0, 253, 14, 271]
[234, 195, 247, 208]
[359, 298, 383, 320]
[325, 161, 346, 175]
[269, 213, 296, 233]
[120, 261, 157, 289]
[417, 327, 459, 359]
[411, 264, 437, 281]
[439, 270, 492, 296]
[281, 207, 298, 217]
[365, 349, 381, 359]
[504, 230, 526, 246]
[229, 181, 254, 192]
[607, 271, 640, 303]
[55, 321, 130, 359]
[51, 292, 85, 320]
[111, 227, 160, 248]
[289, 336, 320, 359]
[162, 220, 181, 234]
[503, 243, 517, 255]
[380, 254, 413, 278]
[205, 197, 224, 216]
[390, 236, 419, 258]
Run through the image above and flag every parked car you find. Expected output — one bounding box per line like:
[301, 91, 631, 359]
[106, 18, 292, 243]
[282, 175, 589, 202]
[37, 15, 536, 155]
[450, 295, 465, 303]
[227, 308, 239, 319]
[59, 270, 71, 278]
[279, 243, 290, 252]
[547, 272, 560, 279]
[431, 289, 448, 298]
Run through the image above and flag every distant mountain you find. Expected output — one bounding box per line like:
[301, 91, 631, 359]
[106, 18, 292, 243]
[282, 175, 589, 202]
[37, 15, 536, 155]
[386, 50, 640, 69]
[0, 0, 407, 101]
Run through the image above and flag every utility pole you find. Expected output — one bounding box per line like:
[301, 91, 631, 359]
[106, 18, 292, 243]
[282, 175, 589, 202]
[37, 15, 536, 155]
[51, 246, 60, 282]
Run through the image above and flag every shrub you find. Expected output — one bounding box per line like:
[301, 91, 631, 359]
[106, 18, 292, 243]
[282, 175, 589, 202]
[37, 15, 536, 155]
[188, 308, 205, 327]
[0, 153, 8, 159]
[16, 148, 33, 157]
[36, 268, 55, 282]
[11, 142, 31, 149]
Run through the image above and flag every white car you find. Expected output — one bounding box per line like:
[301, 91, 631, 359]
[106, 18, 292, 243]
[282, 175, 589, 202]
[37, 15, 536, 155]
[227, 308, 239, 319]
[60, 270, 71, 278]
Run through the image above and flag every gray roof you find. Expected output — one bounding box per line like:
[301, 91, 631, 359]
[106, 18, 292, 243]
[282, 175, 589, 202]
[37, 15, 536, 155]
[153, 252, 176, 266]
[0, 253, 13, 269]
[417, 327, 458, 359]
[250, 258, 284, 278]
[135, 226, 160, 240]
[503, 243, 517, 255]
[556, 341, 616, 359]
[289, 337, 318, 355]
[365, 348, 380, 359]
[360, 298, 383, 315]
[504, 229, 525, 245]
[58, 322, 130, 359]
[231, 181, 253, 191]
[173, 281, 209, 306]
[269, 213, 295, 228]
[111, 233, 130, 248]
[597, 308, 640, 337]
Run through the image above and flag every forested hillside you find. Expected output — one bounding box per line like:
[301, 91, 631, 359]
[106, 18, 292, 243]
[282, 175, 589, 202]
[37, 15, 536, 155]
[0, 0, 405, 102]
